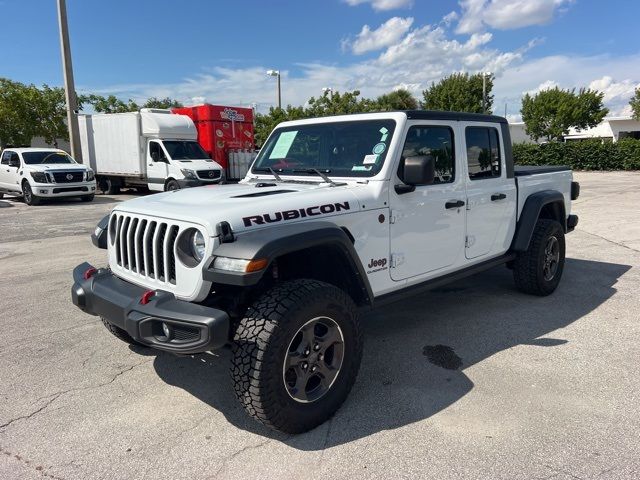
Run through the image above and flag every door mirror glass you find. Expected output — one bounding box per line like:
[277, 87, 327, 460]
[402, 155, 435, 185]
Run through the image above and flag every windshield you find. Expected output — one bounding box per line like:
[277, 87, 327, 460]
[252, 119, 396, 177]
[163, 141, 210, 161]
[22, 151, 76, 165]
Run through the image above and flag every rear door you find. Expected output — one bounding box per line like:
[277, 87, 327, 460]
[462, 124, 516, 259]
[389, 121, 466, 281]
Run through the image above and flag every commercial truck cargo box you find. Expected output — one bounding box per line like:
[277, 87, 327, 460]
[172, 104, 255, 170]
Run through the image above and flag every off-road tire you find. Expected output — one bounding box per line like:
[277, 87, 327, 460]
[22, 181, 40, 206]
[513, 219, 565, 296]
[165, 179, 180, 191]
[81, 194, 95, 202]
[100, 317, 142, 346]
[231, 279, 363, 434]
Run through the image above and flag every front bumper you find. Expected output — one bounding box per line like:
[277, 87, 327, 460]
[177, 177, 223, 188]
[32, 181, 96, 197]
[71, 262, 229, 354]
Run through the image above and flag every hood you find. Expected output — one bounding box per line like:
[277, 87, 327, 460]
[26, 163, 89, 172]
[114, 181, 372, 235]
[173, 158, 223, 169]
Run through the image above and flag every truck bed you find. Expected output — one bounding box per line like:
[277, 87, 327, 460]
[514, 165, 571, 176]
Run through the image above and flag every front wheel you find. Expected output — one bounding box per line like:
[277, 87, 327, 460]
[22, 182, 40, 206]
[513, 219, 565, 296]
[100, 318, 143, 346]
[165, 179, 180, 191]
[231, 279, 363, 434]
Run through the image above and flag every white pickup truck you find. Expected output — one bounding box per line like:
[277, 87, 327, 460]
[0, 148, 96, 205]
[71, 111, 579, 433]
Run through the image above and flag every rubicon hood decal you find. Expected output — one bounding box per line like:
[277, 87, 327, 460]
[243, 202, 351, 227]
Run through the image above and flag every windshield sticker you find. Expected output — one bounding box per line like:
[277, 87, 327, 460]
[352, 165, 372, 171]
[379, 127, 389, 142]
[372, 143, 386, 155]
[269, 131, 298, 159]
[363, 154, 379, 165]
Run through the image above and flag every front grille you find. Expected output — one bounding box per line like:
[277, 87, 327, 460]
[52, 187, 88, 193]
[52, 171, 84, 183]
[196, 169, 221, 180]
[110, 213, 180, 284]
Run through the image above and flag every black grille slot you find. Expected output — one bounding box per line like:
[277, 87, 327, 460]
[120, 217, 131, 268]
[136, 219, 147, 274]
[127, 218, 139, 272]
[52, 171, 84, 183]
[155, 224, 167, 281]
[196, 169, 221, 180]
[146, 221, 157, 278]
[166, 225, 179, 284]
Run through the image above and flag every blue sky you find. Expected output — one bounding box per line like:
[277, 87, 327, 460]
[0, 0, 638, 118]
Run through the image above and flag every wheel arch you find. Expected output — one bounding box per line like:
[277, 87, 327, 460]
[205, 221, 373, 306]
[512, 190, 566, 252]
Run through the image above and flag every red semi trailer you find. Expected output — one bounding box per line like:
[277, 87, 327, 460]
[172, 104, 255, 171]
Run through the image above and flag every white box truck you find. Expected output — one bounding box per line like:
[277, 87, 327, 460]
[78, 109, 225, 194]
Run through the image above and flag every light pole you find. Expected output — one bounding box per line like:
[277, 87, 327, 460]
[56, 0, 82, 162]
[266, 70, 281, 109]
[322, 87, 333, 100]
[482, 71, 492, 114]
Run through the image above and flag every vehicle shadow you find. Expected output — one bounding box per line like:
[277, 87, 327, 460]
[148, 257, 631, 449]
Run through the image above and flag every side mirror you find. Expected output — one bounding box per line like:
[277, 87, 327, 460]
[9, 157, 20, 168]
[404, 155, 435, 185]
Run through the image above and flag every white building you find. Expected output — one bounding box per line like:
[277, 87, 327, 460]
[509, 116, 640, 144]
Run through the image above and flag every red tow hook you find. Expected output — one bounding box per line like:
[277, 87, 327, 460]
[83, 267, 97, 280]
[140, 290, 156, 305]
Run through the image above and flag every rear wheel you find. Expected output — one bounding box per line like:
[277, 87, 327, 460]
[100, 317, 143, 346]
[22, 182, 40, 206]
[513, 219, 565, 296]
[100, 178, 120, 195]
[231, 279, 362, 434]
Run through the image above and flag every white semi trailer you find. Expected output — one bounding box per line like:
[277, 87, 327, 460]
[78, 109, 224, 194]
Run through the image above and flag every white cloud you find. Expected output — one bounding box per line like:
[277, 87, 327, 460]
[343, 0, 413, 11]
[456, 0, 572, 34]
[346, 17, 414, 55]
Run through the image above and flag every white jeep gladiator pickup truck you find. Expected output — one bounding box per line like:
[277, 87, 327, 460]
[71, 111, 579, 433]
[0, 147, 96, 205]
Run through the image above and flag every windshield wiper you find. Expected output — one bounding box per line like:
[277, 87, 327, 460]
[292, 168, 339, 187]
[253, 167, 283, 182]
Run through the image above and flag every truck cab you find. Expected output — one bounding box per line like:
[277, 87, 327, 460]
[71, 111, 579, 435]
[0, 148, 96, 205]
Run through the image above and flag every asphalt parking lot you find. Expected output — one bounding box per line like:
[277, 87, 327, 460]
[1, 172, 639, 480]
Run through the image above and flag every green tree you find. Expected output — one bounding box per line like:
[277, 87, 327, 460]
[374, 88, 418, 111]
[422, 72, 494, 113]
[36, 85, 69, 147]
[84, 94, 139, 113]
[630, 87, 640, 121]
[142, 96, 183, 109]
[254, 105, 306, 147]
[521, 87, 609, 142]
[0, 78, 41, 146]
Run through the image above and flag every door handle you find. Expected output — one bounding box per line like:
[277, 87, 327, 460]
[148, 164, 153, 166]
[491, 193, 507, 201]
[445, 200, 465, 209]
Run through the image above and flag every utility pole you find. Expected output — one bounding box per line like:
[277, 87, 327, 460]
[267, 70, 281, 109]
[57, 0, 82, 162]
[482, 73, 486, 114]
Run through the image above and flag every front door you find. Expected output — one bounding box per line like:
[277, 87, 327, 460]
[390, 122, 466, 281]
[462, 125, 515, 259]
[147, 140, 169, 191]
[0, 151, 20, 192]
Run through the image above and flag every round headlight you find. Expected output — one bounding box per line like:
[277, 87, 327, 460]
[190, 230, 206, 261]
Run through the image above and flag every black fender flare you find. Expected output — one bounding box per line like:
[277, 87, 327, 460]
[204, 221, 373, 305]
[512, 190, 566, 252]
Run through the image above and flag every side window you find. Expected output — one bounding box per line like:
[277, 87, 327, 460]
[149, 141, 163, 162]
[465, 127, 501, 180]
[399, 125, 455, 184]
[0, 151, 11, 165]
